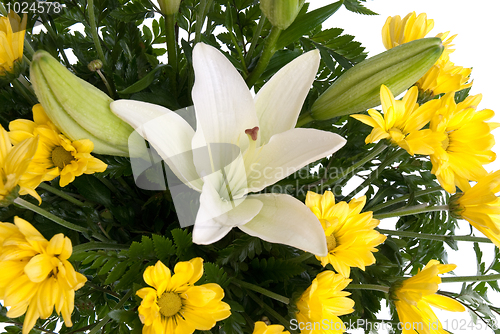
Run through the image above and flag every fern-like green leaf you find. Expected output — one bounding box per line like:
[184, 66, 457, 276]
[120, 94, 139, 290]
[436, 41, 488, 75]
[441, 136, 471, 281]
[250, 257, 305, 281]
[152, 234, 176, 262]
[343, 0, 378, 15]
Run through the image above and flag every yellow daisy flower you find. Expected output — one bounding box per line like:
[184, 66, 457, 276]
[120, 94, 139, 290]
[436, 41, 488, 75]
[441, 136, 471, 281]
[416, 58, 472, 97]
[9, 104, 107, 187]
[382, 12, 456, 62]
[0, 11, 26, 75]
[305, 191, 386, 278]
[429, 92, 498, 193]
[451, 170, 500, 247]
[392, 260, 465, 334]
[253, 321, 290, 334]
[382, 12, 434, 49]
[136, 258, 231, 334]
[295, 271, 354, 334]
[0, 216, 87, 334]
[0, 124, 39, 204]
[351, 85, 444, 156]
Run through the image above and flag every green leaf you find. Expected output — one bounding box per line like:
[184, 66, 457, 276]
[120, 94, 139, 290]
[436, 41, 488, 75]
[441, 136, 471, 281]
[276, 0, 343, 50]
[105, 261, 130, 285]
[97, 156, 133, 179]
[152, 234, 176, 262]
[116, 261, 144, 290]
[118, 64, 168, 94]
[171, 228, 193, 258]
[71, 175, 112, 206]
[98, 257, 120, 276]
[200, 262, 231, 288]
[110, 1, 152, 22]
[219, 235, 263, 266]
[108, 309, 137, 325]
[250, 257, 305, 281]
[343, 0, 378, 15]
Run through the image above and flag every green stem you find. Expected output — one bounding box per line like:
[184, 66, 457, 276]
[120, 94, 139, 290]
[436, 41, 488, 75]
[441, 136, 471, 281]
[96, 69, 114, 98]
[226, 3, 248, 75]
[329, 142, 387, 185]
[246, 290, 298, 334]
[373, 204, 448, 220]
[343, 148, 406, 202]
[87, 0, 106, 64]
[245, 16, 266, 63]
[289, 252, 315, 263]
[72, 242, 130, 256]
[369, 186, 443, 212]
[346, 284, 390, 294]
[194, 0, 213, 44]
[12, 78, 37, 104]
[0, 2, 7, 15]
[441, 274, 500, 283]
[165, 14, 177, 80]
[14, 198, 89, 233]
[232, 278, 289, 304]
[88, 289, 134, 334]
[296, 113, 315, 127]
[39, 183, 86, 207]
[246, 26, 282, 87]
[377, 228, 492, 243]
[24, 39, 36, 58]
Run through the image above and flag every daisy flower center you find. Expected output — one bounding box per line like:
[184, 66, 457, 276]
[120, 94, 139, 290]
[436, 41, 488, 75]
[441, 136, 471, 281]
[51, 146, 74, 169]
[441, 133, 451, 151]
[326, 234, 337, 251]
[158, 292, 182, 317]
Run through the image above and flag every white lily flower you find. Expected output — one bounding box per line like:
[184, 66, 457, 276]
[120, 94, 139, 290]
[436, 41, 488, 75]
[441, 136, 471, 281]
[111, 43, 346, 256]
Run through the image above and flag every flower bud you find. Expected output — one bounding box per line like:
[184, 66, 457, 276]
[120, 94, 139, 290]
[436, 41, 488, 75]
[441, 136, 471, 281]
[30, 50, 141, 156]
[260, 0, 305, 30]
[155, 0, 182, 15]
[310, 37, 444, 120]
[87, 59, 103, 72]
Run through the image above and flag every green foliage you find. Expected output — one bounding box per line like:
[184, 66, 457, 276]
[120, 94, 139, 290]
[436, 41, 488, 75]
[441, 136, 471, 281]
[0, 0, 495, 333]
[343, 0, 378, 15]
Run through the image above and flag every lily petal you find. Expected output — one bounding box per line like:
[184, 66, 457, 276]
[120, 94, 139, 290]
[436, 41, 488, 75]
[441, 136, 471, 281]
[239, 193, 328, 256]
[246, 128, 346, 192]
[192, 180, 263, 245]
[255, 50, 320, 144]
[111, 100, 202, 191]
[192, 43, 258, 148]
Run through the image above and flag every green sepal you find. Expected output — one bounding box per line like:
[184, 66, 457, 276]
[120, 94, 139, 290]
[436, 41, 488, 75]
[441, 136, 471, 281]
[0, 185, 19, 207]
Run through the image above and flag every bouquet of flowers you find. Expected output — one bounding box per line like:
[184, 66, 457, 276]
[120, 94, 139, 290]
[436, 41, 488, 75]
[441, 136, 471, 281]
[0, 0, 499, 333]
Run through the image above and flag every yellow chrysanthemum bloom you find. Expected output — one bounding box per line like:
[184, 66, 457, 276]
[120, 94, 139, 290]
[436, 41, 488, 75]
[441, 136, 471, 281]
[416, 58, 472, 97]
[9, 104, 107, 187]
[253, 321, 290, 334]
[392, 260, 465, 334]
[382, 12, 456, 62]
[429, 92, 498, 193]
[305, 191, 386, 278]
[0, 124, 40, 204]
[0, 11, 27, 75]
[136, 258, 231, 334]
[451, 170, 500, 247]
[382, 12, 434, 49]
[351, 85, 444, 156]
[295, 271, 354, 334]
[0, 216, 87, 334]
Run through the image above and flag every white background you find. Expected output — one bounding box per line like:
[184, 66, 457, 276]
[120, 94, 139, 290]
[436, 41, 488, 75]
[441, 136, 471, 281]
[308, 0, 500, 333]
